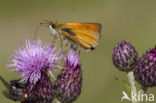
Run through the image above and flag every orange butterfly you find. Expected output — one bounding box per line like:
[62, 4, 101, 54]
[40, 21, 102, 51]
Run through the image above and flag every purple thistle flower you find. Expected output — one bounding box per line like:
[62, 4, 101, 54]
[134, 47, 156, 87]
[112, 41, 138, 72]
[8, 40, 63, 87]
[54, 45, 82, 103]
[7, 39, 63, 102]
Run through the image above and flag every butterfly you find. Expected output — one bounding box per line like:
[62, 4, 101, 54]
[39, 20, 102, 51]
[0, 76, 52, 103]
[0, 76, 28, 102]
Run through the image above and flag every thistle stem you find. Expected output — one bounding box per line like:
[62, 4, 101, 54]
[127, 71, 137, 103]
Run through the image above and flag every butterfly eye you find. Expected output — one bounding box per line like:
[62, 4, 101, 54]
[51, 23, 56, 29]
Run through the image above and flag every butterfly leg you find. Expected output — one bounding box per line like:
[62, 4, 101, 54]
[63, 39, 68, 54]
[58, 36, 63, 52]
[49, 33, 58, 46]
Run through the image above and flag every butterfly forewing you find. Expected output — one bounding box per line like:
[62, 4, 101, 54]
[65, 23, 101, 33]
[56, 22, 101, 50]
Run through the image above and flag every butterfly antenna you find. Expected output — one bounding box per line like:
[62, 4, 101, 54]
[34, 20, 50, 40]
[33, 24, 41, 40]
[0, 75, 11, 90]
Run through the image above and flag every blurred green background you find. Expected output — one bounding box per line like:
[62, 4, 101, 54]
[0, 0, 156, 103]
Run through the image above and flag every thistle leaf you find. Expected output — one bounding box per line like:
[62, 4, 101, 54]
[115, 77, 131, 96]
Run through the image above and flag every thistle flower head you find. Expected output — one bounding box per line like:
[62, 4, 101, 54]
[54, 45, 82, 103]
[8, 40, 63, 87]
[64, 45, 80, 68]
[112, 41, 138, 72]
[134, 47, 156, 87]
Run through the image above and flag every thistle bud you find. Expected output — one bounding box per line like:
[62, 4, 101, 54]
[112, 41, 138, 71]
[54, 45, 82, 103]
[134, 47, 156, 87]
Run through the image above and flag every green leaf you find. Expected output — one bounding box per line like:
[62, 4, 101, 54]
[115, 77, 131, 96]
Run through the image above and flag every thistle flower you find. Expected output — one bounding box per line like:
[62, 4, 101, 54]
[8, 39, 63, 102]
[54, 45, 82, 103]
[112, 41, 138, 72]
[134, 47, 156, 87]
